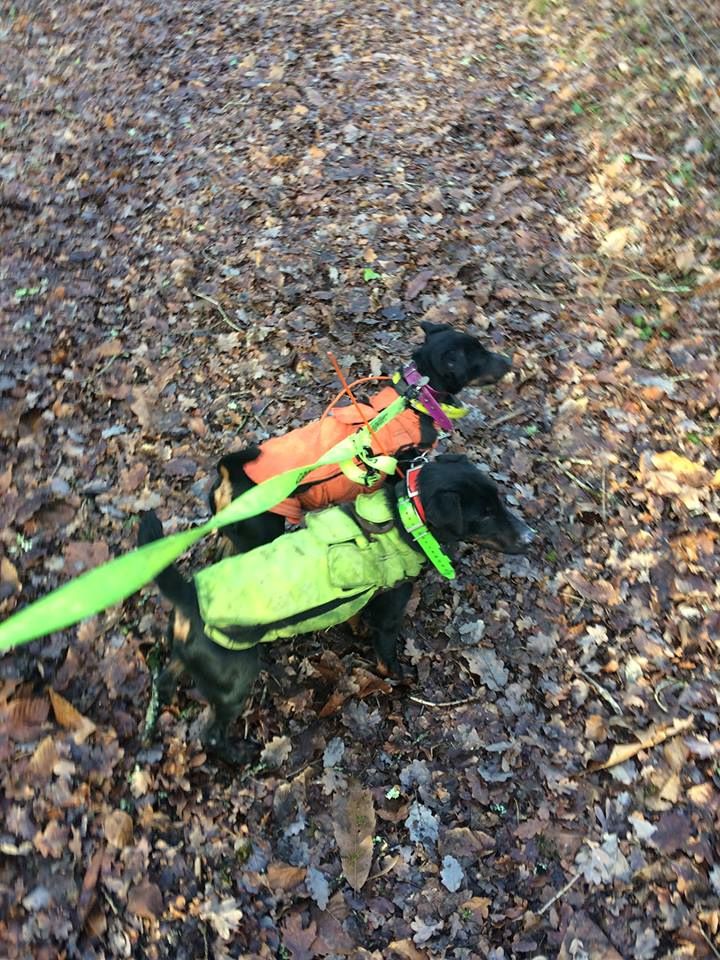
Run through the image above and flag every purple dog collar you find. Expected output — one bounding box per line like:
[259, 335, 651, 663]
[402, 364, 454, 432]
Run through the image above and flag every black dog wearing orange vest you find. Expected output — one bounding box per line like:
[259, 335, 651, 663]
[211, 322, 512, 553]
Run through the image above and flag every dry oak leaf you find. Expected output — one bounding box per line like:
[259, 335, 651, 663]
[128, 881, 164, 920]
[33, 820, 68, 859]
[198, 896, 243, 939]
[77, 847, 104, 925]
[388, 940, 429, 959]
[333, 780, 375, 891]
[104, 810, 134, 849]
[49, 688, 96, 744]
[599, 226, 633, 258]
[563, 570, 620, 606]
[265, 862, 307, 891]
[281, 911, 317, 960]
[639, 451, 713, 510]
[28, 735, 59, 781]
[589, 716, 694, 772]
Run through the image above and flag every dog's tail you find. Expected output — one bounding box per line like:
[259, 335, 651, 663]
[137, 511, 195, 611]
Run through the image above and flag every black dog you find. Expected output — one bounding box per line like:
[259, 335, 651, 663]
[139, 455, 533, 763]
[210, 321, 512, 554]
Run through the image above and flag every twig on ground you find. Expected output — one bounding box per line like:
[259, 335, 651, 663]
[653, 678, 686, 713]
[601, 465, 607, 522]
[537, 872, 581, 916]
[409, 693, 485, 708]
[192, 290, 243, 332]
[698, 924, 720, 960]
[486, 408, 526, 429]
[578, 667, 623, 716]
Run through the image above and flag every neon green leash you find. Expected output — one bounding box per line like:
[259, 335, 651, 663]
[0, 396, 407, 653]
[396, 495, 456, 580]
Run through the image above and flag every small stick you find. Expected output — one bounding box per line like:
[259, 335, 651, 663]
[487, 408, 525, 429]
[192, 290, 243, 332]
[409, 693, 485, 708]
[537, 872, 581, 916]
[601, 466, 607, 522]
[698, 925, 720, 960]
[579, 667, 623, 716]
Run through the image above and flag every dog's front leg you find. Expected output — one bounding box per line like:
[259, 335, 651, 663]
[363, 582, 414, 681]
[201, 645, 262, 766]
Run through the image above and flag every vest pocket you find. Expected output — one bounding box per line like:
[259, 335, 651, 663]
[327, 543, 377, 591]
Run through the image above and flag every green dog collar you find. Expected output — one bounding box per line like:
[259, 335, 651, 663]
[396, 494, 456, 580]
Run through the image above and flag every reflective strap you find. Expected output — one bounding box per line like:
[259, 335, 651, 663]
[396, 496, 456, 580]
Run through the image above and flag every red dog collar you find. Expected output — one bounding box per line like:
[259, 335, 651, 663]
[405, 463, 427, 522]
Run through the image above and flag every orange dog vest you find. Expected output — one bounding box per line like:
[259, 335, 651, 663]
[243, 387, 425, 524]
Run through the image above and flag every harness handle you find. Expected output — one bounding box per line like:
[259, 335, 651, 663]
[325, 352, 393, 460]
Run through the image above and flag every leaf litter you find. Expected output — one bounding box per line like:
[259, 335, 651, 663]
[1, 0, 719, 956]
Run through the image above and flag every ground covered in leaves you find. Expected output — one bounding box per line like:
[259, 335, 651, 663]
[2, 1, 720, 957]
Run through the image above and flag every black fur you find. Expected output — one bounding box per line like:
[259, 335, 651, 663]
[139, 455, 533, 764]
[210, 322, 512, 554]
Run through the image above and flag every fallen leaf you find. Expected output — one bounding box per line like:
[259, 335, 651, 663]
[599, 225, 632, 257]
[28, 736, 58, 781]
[49, 689, 96, 743]
[265, 862, 306, 891]
[590, 717, 694, 771]
[388, 940, 429, 959]
[333, 780, 375, 891]
[128, 881, 164, 920]
[281, 912, 317, 960]
[77, 847, 105, 925]
[260, 735, 292, 770]
[198, 896, 243, 939]
[405, 270, 434, 300]
[104, 810, 134, 849]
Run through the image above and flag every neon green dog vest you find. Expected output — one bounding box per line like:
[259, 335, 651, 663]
[195, 489, 425, 650]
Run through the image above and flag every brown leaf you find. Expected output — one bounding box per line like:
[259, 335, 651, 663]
[127, 881, 164, 919]
[77, 846, 105, 925]
[589, 717, 694, 772]
[457, 897, 491, 924]
[4, 696, 49, 741]
[265, 862, 306, 891]
[49, 688, 96, 743]
[687, 782, 720, 811]
[333, 780, 375, 891]
[388, 940, 429, 959]
[651, 810, 692, 854]
[318, 690, 347, 718]
[564, 570, 620, 606]
[64, 540, 110, 575]
[558, 911, 623, 960]
[33, 820, 68, 858]
[281, 911, 317, 960]
[405, 270, 434, 300]
[104, 810, 134, 849]
[28, 735, 59, 781]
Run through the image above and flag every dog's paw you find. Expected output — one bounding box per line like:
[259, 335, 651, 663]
[205, 736, 258, 767]
[376, 657, 413, 685]
[138, 510, 164, 547]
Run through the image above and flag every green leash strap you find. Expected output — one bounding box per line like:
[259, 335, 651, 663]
[396, 495, 456, 580]
[0, 396, 407, 653]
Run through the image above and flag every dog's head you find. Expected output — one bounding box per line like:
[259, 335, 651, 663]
[412, 321, 512, 395]
[416, 454, 534, 554]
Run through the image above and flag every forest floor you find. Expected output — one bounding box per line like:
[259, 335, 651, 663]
[1, 1, 720, 958]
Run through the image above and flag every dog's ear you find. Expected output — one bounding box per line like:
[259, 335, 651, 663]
[420, 320, 453, 338]
[428, 492, 464, 541]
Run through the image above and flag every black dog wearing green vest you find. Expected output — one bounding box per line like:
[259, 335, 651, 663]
[138, 455, 533, 764]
